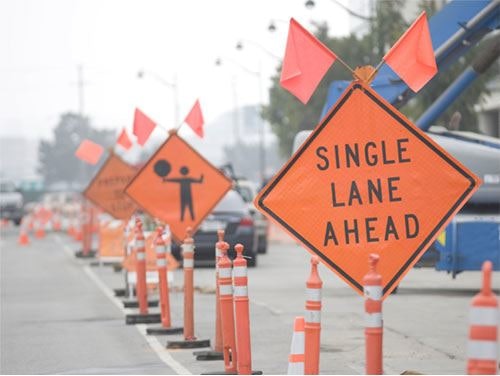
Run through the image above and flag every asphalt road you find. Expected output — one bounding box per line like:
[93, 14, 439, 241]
[1, 224, 498, 375]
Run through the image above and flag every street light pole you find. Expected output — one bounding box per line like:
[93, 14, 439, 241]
[137, 69, 180, 127]
[216, 56, 266, 185]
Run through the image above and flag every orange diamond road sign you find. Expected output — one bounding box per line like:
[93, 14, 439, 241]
[84, 152, 138, 220]
[255, 81, 481, 299]
[125, 132, 233, 243]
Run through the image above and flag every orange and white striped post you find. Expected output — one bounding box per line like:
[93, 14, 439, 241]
[135, 219, 148, 315]
[125, 218, 161, 325]
[193, 229, 225, 360]
[233, 244, 253, 375]
[218, 241, 238, 372]
[146, 226, 183, 335]
[304, 256, 322, 375]
[467, 260, 498, 375]
[166, 227, 210, 349]
[363, 253, 383, 375]
[287, 316, 305, 375]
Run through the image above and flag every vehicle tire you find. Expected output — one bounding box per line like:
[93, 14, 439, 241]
[257, 235, 268, 254]
[14, 218, 22, 226]
[247, 253, 257, 267]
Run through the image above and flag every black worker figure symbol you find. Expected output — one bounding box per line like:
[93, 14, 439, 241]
[154, 159, 204, 221]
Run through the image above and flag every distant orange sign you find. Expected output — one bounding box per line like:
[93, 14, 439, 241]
[255, 81, 480, 300]
[98, 220, 125, 259]
[124, 132, 233, 242]
[84, 153, 137, 220]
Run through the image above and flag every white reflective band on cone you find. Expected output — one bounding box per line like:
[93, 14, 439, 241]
[219, 284, 233, 296]
[182, 244, 194, 253]
[136, 252, 146, 260]
[157, 258, 167, 267]
[467, 340, 498, 360]
[290, 332, 305, 354]
[364, 285, 383, 300]
[219, 268, 232, 278]
[470, 307, 499, 326]
[306, 287, 321, 302]
[365, 312, 383, 328]
[287, 362, 304, 375]
[305, 309, 321, 323]
[155, 245, 166, 254]
[233, 285, 248, 297]
[135, 240, 145, 248]
[183, 259, 194, 268]
[233, 266, 247, 277]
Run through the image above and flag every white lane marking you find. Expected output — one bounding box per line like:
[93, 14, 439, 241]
[54, 235, 191, 375]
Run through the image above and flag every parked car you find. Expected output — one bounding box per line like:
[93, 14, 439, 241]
[233, 179, 269, 254]
[0, 180, 24, 225]
[171, 189, 259, 267]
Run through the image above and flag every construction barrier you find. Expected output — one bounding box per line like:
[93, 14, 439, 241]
[166, 227, 210, 349]
[467, 260, 498, 375]
[363, 254, 383, 375]
[146, 226, 183, 336]
[287, 316, 305, 375]
[304, 256, 322, 375]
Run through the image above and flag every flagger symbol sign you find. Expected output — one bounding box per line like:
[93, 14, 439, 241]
[125, 133, 232, 242]
[153, 160, 204, 221]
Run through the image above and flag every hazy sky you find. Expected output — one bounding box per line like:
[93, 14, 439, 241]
[0, 0, 355, 142]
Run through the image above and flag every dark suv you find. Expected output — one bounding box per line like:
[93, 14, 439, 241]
[171, 190, 258, 267]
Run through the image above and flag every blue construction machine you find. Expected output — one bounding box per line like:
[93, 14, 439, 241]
[294, 0, 500, 276]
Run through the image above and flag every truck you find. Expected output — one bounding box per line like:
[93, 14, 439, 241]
[294, 0, 500, 276]
[0, 180, 24, 226]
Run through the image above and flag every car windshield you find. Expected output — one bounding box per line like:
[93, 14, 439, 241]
[236, 186, 254, 203]
[214, 190, 246, 213]
[0, 182, 16, 193]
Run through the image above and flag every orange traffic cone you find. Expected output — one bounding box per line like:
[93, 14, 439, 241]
[18, 228, 30, 245]
[233, 244, 254, 375]
[146, 226, 183, 335]
[304, 256, 323, 375]
[34, 220, 45, 238]
[467, 260, 498, 375]
[363, 254, 383, 375]
[166, 227, 210, 349]
[193, 229, 225, 361]
[287, 316, 305, 375]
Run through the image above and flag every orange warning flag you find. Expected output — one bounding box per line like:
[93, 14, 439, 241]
[133, 108, 156, 146]
[84, 152, 138, 220]
[75, 139, 104, 165]
[184, 99, 204, 138]
[117, 128, 133, 150]
[383, 11, 437, 92]
[124, 132, 232, 242]
[280, 18, 337, 104]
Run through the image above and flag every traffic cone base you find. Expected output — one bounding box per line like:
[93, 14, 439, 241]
[123, 299, 158, 308]
[193, 349, 224, 361]
[75, 249, 96, 258]
[146, 326, 184, 336]
[166, 338, 211, 349]
[125, 313, 161, 325]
